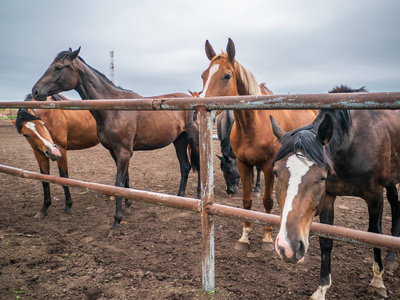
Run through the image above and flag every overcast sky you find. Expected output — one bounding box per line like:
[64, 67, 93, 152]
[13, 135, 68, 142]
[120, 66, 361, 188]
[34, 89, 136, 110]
[0, 0, 399, 101]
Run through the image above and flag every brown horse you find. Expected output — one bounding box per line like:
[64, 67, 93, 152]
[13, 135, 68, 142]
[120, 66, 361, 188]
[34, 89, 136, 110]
[31, 47, 200, 236]
[200, 38, 316, 251]
[13, 94, 99, 220]
[271, 108, 400, 299]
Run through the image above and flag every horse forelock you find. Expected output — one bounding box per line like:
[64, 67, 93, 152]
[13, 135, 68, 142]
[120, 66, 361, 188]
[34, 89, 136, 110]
[15, 108, 42, 134]
[273, 110, 352, 171]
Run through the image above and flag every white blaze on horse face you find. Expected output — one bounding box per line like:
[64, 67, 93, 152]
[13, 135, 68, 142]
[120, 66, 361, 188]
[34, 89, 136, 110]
[275, 154, 315, 260]
[25, 122, 57, 152]
[200, 64, 219, 98]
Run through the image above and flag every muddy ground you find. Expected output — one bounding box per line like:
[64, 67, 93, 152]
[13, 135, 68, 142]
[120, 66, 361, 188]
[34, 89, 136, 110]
[0, 119, 399, 299]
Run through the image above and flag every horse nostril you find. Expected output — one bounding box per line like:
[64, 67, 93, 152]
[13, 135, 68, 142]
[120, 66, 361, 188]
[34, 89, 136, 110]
[296, 240, 305, 260]
[33, 89, 38, 97]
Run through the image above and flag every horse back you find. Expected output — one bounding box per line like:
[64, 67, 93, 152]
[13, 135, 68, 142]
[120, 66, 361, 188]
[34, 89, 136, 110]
[329, 110, 400, 195]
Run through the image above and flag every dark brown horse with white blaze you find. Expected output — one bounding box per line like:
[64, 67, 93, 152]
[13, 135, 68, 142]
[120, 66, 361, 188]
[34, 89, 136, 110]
[13, 94, 99, 219]
[200, 38, 316, 250]
[271, 109, 400, 299]
[32, 47, 200, 236]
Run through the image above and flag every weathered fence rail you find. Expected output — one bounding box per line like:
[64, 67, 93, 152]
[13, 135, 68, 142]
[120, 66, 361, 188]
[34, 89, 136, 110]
[1, 91, 400, 293]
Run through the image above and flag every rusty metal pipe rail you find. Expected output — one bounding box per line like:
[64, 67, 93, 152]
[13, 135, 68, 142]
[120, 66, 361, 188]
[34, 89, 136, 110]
[1, 91, 400, 110]
[0, 164, 200, 213]
[1, 164, 400, 252]
[210, 204, 400, 251]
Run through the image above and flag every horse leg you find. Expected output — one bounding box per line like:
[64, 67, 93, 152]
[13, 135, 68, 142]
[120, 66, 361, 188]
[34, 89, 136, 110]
[110, 149, 132, 212]
[56, 149, 72, 221]
[311, 194, 335, 300]
[384, 185, 400, 271]
[254, 167, 261, 193]
[261, 165, 274, 251]
[173, 132, 191, 197]
[108, 148, 132, 237]
[33, 150, 51, 219]
[123, 173, 133, 213]
[234, 159, 253, 251]
[366, 194, 387, 298]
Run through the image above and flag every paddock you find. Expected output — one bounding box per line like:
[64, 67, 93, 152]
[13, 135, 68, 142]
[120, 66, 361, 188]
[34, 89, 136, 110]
[1, 93, 400, 299]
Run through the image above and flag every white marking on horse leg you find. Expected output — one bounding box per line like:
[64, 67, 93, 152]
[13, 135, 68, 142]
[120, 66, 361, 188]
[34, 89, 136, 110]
[310, 276, 331, 300]
[369, 262, 385, 289]
[238, 225, 252, 244]
[262, 226, 273, 243]
[200, 64, 219, 98]
[275, 154, 314, 259]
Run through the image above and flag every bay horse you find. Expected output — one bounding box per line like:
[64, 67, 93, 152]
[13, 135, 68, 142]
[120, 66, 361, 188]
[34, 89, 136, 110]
[271, 108, 400, 299]
[201, 38, 316, 250]
[13, 94, 99, 220]
[31, 47, 200, 236]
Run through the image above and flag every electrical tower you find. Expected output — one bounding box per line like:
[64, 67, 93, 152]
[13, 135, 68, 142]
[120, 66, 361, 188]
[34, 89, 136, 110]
[110, 50, 115, 84]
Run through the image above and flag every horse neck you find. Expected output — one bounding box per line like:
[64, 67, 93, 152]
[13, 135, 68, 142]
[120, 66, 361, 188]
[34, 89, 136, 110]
[74, 59, 140, 100]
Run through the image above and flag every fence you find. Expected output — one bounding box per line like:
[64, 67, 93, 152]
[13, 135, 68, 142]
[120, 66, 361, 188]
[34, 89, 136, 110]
[2, 91, 400, 292]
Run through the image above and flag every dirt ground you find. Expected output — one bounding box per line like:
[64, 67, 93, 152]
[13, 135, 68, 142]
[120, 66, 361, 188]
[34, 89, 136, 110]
[0, 118, 399, 299]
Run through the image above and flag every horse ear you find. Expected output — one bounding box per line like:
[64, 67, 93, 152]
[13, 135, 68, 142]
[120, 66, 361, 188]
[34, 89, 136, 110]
[226, 38, 236, 61]
[69, 47, 81, 60]
[216, 155, 223, 161]
[205, 40, 216, 61]
[68, 48, 73, 52]
[270, 115, 286, 140]
[317, 113, 334, 146]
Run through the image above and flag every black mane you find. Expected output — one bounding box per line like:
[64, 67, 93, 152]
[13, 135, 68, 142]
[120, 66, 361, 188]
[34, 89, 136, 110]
[55, 51, 135, 94]
[273, 109, 352, 171]
[15, 94, 42, 134]
[329, 84, 368, 93]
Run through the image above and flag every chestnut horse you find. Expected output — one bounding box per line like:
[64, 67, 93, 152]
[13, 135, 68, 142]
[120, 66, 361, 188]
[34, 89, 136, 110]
[216, 109, 261, 194]
[271, 108, 400, 299]
[200, 38, 316, 250]
[13, 94, 99, 220]
[31, 48, 200, 236]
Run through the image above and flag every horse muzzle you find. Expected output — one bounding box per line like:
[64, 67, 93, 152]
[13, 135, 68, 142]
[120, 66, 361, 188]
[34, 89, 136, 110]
[275, 232, 307, 264]
[45, 145, 62, 161]
[32, 86, 48, 101]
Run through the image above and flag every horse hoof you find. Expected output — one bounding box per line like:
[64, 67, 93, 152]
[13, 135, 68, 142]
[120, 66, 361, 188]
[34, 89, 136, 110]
[234, 241, 250, 251]
[34, 211, 47, 219]
[384, 259, 399, 273]
[122, 207, 131, 214]
[107, 228, 123, 238]
[261, 241, 274, 251]
[368, 285, 387, 298]
[60, 212, 72, 221]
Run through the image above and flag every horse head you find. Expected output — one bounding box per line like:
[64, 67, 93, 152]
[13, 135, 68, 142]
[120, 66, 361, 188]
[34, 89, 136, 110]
[270, 114, 333, 264]
[200, 38, 241, 97]
[216, 154, 240, 194]
[13, 107, 61, 161]
[32, 47, 81, 101]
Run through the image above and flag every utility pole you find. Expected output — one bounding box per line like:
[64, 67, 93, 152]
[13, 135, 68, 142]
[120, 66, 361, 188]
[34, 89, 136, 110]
[110, 50, 115, 84]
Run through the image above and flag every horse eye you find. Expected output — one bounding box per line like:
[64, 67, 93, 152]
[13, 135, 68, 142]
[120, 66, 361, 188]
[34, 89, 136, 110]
[55, 66, 63, 71]
[318, 177, 327, 183]
[224, 73, 232, 80]
[23, 134, 29, 138]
